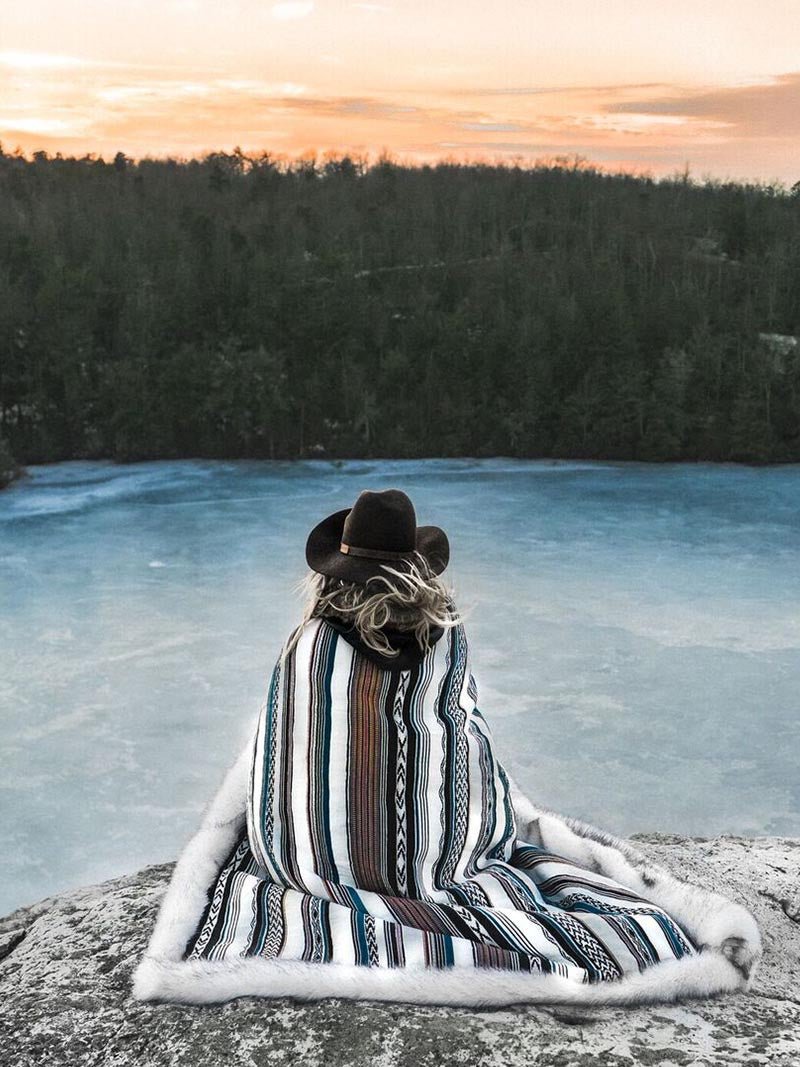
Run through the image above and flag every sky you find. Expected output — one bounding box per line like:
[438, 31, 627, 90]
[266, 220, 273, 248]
[2, 0, 800, 183]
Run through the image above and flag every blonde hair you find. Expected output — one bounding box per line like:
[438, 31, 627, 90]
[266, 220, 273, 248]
[282, 551, 461, 663]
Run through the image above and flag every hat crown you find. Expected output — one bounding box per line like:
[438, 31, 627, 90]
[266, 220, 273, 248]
[341, 489, 417, 553]
[305, 488, 449, 582]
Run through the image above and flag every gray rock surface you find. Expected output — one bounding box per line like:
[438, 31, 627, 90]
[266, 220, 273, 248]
[1, 833, 798, 1067]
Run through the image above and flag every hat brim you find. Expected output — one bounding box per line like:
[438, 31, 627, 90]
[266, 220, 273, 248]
[305, 507, 450, 584]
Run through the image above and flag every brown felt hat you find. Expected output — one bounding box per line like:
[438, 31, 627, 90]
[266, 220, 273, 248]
[305, 489, 449, 584]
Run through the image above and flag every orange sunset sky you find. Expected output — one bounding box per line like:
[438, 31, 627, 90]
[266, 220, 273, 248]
[2, 0, 800, 182]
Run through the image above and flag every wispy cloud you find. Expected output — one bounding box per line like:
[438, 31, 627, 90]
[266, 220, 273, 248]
[213, 78, 305, 95]
[0, 50, 227, 75]
[0, 51, 89, 70]
[568, 111, 733, 138]
[444, 82, 671, 99]
[97, 82, 216, 103]
[460, 121, 527, 133]
[0, 73, 740, 159]
[1, 38, 797, 184]
[588, 113, 693, 130]
[0, 115, 89, 135]
[271, 94, 421, 119]
[608, 72, 800, 137]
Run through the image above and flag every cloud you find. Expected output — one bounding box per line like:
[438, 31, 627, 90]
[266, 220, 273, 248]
[445, 82, 670, 99]
[270, 1, 314, 19]
[571, 112, 733, 138]
[0, 50, 228, 76]
[460, 122, 527, 133]
[96, 82, 213, 103]
[276, 82, 306, 96]
[587, 114, 690, 130]
[608, 72, 800, 137]
[0, 116, 87, 135]
[273, 94, 421, 120]
[2, 48, 796, 185]
[213, 79, 305, 95]
[90, 78, 308, 110]
[0, 51, 88, 70]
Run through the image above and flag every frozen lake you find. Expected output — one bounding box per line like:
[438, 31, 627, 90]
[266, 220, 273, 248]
[1, 458, 798, 916]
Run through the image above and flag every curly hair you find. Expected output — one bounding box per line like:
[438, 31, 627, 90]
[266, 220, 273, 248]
[282, 551, 462, 662]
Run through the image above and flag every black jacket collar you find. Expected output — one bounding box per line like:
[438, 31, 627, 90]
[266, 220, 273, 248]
[321, 614, 444, 671]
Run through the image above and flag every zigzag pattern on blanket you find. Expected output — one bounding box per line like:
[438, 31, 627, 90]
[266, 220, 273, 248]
[132, 778, 760, 1005]
[507, 779, 763, 982]
[132, 617, 762, 1007]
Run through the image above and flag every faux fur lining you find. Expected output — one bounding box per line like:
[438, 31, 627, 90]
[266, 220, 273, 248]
[131, 728, 762, 1007]
[133, 947, 743, 1009]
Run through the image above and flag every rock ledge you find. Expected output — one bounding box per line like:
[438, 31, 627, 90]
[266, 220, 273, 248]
[1, 834, 799, 1067]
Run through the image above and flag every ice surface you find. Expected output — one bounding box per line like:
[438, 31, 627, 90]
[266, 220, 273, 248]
[1, 458, 798, 915]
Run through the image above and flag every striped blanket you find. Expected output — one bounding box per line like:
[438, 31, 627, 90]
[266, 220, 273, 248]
[134, 616, 762, 1007]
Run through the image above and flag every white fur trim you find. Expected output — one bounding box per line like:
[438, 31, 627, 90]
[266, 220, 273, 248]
[132, 946, 743, 1008]
[131, 743, 762, 1007]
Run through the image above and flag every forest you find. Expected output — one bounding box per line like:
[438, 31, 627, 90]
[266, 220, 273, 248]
[1, 146, 800, 484]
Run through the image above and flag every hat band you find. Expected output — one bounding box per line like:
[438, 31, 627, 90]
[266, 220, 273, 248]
[340, 541, 414, 560]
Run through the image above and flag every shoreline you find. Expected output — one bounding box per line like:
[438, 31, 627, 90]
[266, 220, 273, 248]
[5, 452, 800, 487]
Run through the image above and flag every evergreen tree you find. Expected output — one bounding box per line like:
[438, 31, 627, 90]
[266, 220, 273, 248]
[1, 150, 799, 478]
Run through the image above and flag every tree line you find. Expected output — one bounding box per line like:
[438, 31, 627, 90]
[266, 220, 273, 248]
[1, 146, 800, 484]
